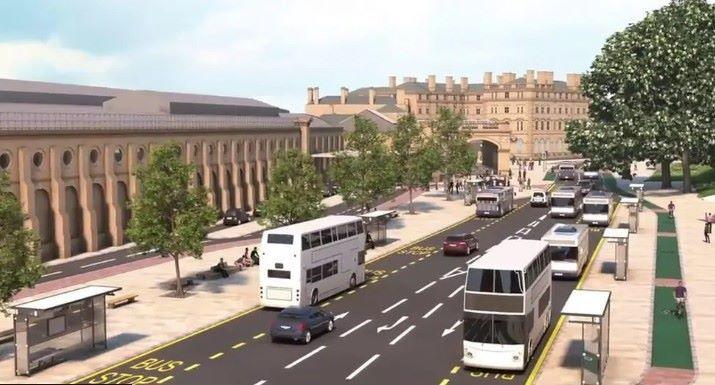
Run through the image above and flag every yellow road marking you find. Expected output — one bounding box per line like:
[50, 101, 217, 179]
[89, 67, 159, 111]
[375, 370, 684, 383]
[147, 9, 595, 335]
[209, 352, 224, 360]
[157, 376, 174, 384]
[450, 366, 460, 374]
[70, 305, 262, 383]
[439, 379, 450, 385]
[184, 364, 200, 371]
[232, 342, 246, 349]
[253, 333, 265, 339]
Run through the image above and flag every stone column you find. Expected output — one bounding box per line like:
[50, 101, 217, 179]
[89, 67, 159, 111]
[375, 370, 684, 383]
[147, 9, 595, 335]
[243, 141, 255, 210]
[104, 145, 122, 246]
[230, 140, 243, 210]
[202, 142, 215, 206]
[16, 147, 37, 231]
[49, 146, 71, 259]
[265, 140, 274, 183]
[78, 146, 98, 252]
[256, 139, 266, 202]
[127, 143, 139, 197]
[217, 141, 230, 212]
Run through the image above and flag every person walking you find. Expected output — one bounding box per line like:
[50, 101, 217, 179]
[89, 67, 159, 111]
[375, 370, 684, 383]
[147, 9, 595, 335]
[527, 177, 531, 190]
[448, 181, 454, 195]
[668, 201, 675, 218]
[704, 221, 711, 243]
[674, 281, 687, 317]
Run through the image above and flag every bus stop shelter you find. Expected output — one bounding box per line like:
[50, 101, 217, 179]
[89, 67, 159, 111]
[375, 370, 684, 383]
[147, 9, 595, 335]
[11, 285, 121, 376]
[603, 228, 630, 280]
[561, 289, 612, 385]
[621, 197, 640, 233]
[629, 183, 644, 212]
[360, 210, 397, 245]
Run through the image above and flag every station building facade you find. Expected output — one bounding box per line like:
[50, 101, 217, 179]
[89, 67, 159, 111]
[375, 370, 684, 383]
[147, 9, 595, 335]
[0, 79, 342, 262]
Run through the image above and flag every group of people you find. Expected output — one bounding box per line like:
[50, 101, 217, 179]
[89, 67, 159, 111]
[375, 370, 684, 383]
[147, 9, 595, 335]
[447, 180, 463, 195]
[210, 247, 260, 278]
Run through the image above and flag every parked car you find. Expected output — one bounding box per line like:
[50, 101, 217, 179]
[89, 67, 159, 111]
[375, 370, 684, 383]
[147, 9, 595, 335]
[269, 306, 334, 344]
[223, 208, 250, 226]
[442, 233, 479, 256]
[530, 189, 549, 207]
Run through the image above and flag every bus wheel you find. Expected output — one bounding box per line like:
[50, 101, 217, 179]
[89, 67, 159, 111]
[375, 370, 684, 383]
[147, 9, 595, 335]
[349, 274, 357, 288]
[310, 289, 319, 306]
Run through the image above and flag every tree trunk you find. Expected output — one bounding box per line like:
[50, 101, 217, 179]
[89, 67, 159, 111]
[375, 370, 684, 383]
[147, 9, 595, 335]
[444, 171, 452, 201]
[682, 150, 692, 193]
[408, 186, 415, 214]
[173, 254, 184, 297]
[661, 160, 672, 189]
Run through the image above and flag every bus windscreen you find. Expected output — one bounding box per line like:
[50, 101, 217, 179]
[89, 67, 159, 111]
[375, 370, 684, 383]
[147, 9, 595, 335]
[584, 204, 609, 214]
[267, 234, 294, 244]
[464, 314, 525, 344]
[550, 197, 574, 207]
[466, 269, 522, 293]
[547, 246, 578, 261]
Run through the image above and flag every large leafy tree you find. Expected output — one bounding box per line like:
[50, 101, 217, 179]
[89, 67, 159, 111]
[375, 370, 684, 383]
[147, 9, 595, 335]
[566, 0, 715, 191]
[430, 107, 477, 200]
[390, 114, 442, 214]
[331, 116, 396, 211]
[126, 143, 217, 297]
[258, 149, 324, 227]
[0, 172, 43, 314]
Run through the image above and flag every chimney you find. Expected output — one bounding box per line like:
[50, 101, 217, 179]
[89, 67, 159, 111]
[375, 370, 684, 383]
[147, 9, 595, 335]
[368, 88, 376, 105]
[428, 74, 436, 92]
[340, 87, 348, 104]
[312, 87, 320, 103]
[536, 71, 553, 85]
[445, 76, 454, 93]
[501, 72, 516, 84]
[526, 70, 535, 84]
[460, 77, 469, 92]
[497, 74, 503, 85]
[388, 76, 396, 88]
[307, 87, 314, 104]
[566, 73, 582, 89]
[483, 72, 493, 86]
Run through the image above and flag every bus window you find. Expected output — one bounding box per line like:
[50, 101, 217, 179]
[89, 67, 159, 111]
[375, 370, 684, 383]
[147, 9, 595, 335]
[463, 314, 525, 344]
[267, 234, 293, 245]
[330, 227, 338, 242]
[338, 225, 348, 240]
[551, 197, 575, 206]
[306, 267, 322, 283]
[548, 246, 578, 261]
[321, 229, 332, 245]
[347, 223, 357, 237]
[355, 221, 364, 234]
[301, 234, 310, 250]
[467, 268, 495, 292]
[463, 313, 492, 343]
[322, 260, 338, 278]
[268, 270, 291, 279]
[310, 232, 321, 248]
[494, 270, 523, 294]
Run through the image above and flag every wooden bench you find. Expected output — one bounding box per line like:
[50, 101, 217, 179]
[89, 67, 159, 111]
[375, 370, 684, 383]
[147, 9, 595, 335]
[107, 293, 138, 309]
[196, 265, 241, 280]
[0, 329, 14, 344]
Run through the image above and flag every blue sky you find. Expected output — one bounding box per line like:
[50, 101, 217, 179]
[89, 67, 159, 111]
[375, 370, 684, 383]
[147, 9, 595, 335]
[0, 0, 672, 112]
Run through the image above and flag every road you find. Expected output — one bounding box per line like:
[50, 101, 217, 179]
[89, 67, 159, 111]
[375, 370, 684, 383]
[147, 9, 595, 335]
[38, 193, 400, 284]
[74, 186, 606, 385]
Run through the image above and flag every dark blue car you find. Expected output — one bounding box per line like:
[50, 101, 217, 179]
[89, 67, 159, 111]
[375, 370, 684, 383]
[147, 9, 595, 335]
[269, 307, 335, 344]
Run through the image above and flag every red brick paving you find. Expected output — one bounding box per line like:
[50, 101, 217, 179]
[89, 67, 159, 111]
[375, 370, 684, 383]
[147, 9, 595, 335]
[639, 367, 695, 385]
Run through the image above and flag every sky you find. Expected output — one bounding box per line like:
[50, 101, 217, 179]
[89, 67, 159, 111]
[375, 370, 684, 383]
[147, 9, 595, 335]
[0, 0, 674, 113]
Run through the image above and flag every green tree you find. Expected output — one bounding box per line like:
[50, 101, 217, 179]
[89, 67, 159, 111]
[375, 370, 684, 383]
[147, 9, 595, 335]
[331, 116, 396, 211]
[567, 0, 715, 191]
[0, 172, 43, 314]
[391, 114, 442, 213]
[126, 143, 217, 297]
[257, 149, 324, 227]
[430, 107, 477, 200]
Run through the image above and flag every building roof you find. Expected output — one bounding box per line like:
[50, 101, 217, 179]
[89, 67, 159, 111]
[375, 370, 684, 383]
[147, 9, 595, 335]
[468, 239, 549, 270]
[319, 109, 396, 133]
[13, 285, 121, 312]
[263, 215, 362, 235]
[377, 104, 406, 113]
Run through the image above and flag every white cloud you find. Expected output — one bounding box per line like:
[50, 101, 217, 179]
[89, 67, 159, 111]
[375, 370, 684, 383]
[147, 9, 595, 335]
[0, 39, 118, 81]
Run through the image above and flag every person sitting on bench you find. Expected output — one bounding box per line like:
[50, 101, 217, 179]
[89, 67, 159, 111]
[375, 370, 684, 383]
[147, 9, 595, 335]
[211, 258, 230, 278]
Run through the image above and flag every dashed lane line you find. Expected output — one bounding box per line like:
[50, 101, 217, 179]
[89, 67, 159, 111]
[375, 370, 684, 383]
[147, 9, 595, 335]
[439, 379, 450, 385]
[209, 352, 224, 360]
[157, 376, 174, 384]
[422, 303, 443, 319]
[340, 319, 372, 338]
[232, 342, 246, 349]
[346, 354, 381, 381]
[253, 381, 267, 385]
[448, 285, 464, 299]
[80, 258, 116, 269]
[184, 364, 200, 372]
[253, 333, 265, 340]
[415, 281, 437, 294]
[285, 345, 326, 369]
[382, 298, 408, 314]
[450, 366, 459, 374]
[389, 325, 416, 345]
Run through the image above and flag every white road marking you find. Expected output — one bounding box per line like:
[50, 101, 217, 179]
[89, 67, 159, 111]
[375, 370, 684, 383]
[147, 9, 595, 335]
[334, 312, 349, 320]
[41, 271, 62, 278]
[415, 281, 437, 294]
[528, 220, 540, 227]
[340, 319, 372, 338]
[346, 354, 380, 381]
[516, 228, 532, 235]
[466, 254, 481, 264]
[441, 320, 464, 337]
[80, 258, 116, 269]
[422, 303, 443, 319]
[539, 214, 547, 220]
[253, 381, 267, 385]
[448, 285, 464, 299]
[377, 316, 408, 333]
[505, 235, 522, 240]
[389, 325, 416, 345]
[127, 248, 158, 258]
[284, 345, 326, 369]
[381, 299, 407, 314]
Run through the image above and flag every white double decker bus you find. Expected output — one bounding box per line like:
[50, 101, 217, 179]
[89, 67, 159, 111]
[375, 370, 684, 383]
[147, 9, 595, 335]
[463, 239, 552, 371]
[259, 215, 366, 308]
[582, 191, 615, 226]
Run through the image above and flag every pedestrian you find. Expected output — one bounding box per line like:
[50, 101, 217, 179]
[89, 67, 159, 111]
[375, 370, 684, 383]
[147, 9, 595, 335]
[668, 201, 675, 218]
[527, 177, 531, 190]
[448, 181, 454, 194]
[523, 170, 527, 180]
[507, 179, 511, 187]
[705, 221, 711, 243]
[456, 181, 462, 193]
[250, 247, 260, 265]
[508, 169, 513, 179]
[674, 280, 687, 317]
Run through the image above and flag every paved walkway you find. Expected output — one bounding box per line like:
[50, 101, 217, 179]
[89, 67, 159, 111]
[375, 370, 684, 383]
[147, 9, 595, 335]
[0, 187, 480, 384]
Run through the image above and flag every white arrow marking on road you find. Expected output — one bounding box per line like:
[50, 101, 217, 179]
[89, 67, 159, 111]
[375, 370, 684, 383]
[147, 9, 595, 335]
[346, 354, 380, 381]
[539, 214, 547, 220]
[377, 316, 408, 333]
[441, 320, 464, 337]
[422, 303, 443, 319]
[448, 285, 464, 299]
[389, 325, 416, 345]
[381, 298, 407, 314]
[516, 227, 532, 235]
[334, 312, 349, 320]
[528, 220, 540, 228]
[441, 267, 461, 278]
[340, 319, 372, 338]
[415, 281, 437, 294]
[284, 345, 326, 369]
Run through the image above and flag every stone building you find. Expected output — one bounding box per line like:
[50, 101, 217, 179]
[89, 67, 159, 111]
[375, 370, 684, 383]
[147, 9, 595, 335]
[306, 70, 589, 171]
[0, 79, 342, 262]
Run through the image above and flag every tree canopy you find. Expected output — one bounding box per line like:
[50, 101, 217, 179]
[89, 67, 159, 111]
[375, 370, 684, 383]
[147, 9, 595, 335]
[429, 107, 477, 199]
[258, 149, 324, 227]
[126, 143, 217, 297]
[566, 0, 715, 191]
[0, 172, 43, 314]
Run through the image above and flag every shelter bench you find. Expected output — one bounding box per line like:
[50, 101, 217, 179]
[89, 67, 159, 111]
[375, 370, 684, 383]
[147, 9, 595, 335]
[107, 293, 138, 309]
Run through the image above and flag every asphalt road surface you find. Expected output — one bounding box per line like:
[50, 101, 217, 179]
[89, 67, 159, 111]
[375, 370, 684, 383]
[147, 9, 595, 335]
[74, 187, 606, 385]
[38, 192, 400, 284]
